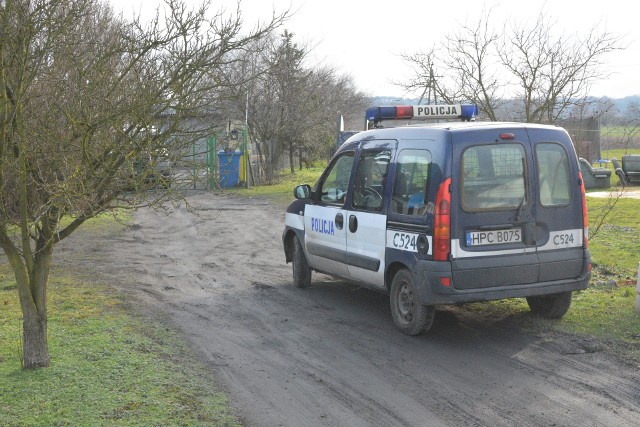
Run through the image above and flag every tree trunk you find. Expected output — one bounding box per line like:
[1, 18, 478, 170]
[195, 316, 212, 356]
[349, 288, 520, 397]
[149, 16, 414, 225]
[21, 243, 53, 368]
[289, 139, 294, 174]
[254, 140, 266, 184]
[0, 231, 53, 369]
[21, 306, 50, 368]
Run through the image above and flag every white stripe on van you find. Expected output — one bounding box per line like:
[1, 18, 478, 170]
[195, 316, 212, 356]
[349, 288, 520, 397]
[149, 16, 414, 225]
[386, 230, 432, 255]
[451, 240, 534, 258]
[537, 229, 583, 251]
[451, 228, 583, 258]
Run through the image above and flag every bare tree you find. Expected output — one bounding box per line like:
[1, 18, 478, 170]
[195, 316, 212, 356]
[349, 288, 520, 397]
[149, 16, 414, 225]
[444, 8, 503, 120]
[0, 0, 286, 368]
[217, 31, 305, 181]
[397, 48, 457, 105]
[498, 11, 623, 123]
[222, 31, 367, 182]
[399, 6, 624, 123]
[293, 68, 368, 167]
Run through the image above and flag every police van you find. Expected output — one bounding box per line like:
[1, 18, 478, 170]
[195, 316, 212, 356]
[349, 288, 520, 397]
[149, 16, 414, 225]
[282, 104, 591, 335]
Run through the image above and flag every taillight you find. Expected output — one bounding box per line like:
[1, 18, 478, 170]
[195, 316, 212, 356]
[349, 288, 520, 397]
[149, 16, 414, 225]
[434, 177, 452, 261]
[439, 277, 452, 287]
[578, 171, 589, 248]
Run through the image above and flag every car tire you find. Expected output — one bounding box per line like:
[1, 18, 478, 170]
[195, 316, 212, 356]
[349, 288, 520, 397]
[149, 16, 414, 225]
[526, 291, 572, 319]
[292, 236, 311, 288]
[390, 269, 435, 335]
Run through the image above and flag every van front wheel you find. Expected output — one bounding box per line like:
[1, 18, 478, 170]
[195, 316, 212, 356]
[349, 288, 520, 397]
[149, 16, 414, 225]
[390, 270, 435, 335]
[526, 292, 572, 319]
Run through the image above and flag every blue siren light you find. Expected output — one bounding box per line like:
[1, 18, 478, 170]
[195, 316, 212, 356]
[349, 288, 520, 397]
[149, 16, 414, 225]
[365, 103, 478, 128]
[460, 104, 479, 118]
[378, 106, 397, 120]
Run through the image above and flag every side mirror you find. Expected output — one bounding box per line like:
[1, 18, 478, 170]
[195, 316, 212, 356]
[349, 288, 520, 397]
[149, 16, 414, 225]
[293, 184, 311, 199]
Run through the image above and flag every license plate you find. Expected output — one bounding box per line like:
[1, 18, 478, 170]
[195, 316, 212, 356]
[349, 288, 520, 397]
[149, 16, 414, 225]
[466, 228, 522, 246]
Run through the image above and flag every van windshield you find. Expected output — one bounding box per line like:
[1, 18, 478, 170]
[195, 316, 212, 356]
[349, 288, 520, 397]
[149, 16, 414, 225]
[462, 144, 526, 211]
[319, 152, 354, 204]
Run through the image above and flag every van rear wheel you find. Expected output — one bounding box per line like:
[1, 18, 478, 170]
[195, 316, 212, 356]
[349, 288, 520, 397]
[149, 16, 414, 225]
[390, 270, 435, 335]
[526, 292, 572, 319]
[292, 236, 311, 288]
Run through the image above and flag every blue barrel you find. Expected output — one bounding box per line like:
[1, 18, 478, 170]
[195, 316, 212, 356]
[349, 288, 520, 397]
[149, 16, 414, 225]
[218, 151, 241, 188]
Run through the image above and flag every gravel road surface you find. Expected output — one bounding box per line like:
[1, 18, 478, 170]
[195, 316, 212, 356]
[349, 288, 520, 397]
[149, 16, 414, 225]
[58, 192, 640, 427]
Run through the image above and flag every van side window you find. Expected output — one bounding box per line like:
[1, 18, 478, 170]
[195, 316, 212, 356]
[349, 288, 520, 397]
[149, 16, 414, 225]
[352, 149, 391, 211]
[319, 152, 354, 204]
[462, 144, 526, 211]
[536, 143, 571, 206]
[392, 149, 431, 215]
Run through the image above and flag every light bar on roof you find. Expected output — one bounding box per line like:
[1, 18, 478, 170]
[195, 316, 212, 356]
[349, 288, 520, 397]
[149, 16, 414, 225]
[365, 104, 478, 127]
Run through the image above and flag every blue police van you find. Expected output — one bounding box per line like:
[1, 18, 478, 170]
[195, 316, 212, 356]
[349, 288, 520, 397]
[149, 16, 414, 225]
[282, 105, 591, 335]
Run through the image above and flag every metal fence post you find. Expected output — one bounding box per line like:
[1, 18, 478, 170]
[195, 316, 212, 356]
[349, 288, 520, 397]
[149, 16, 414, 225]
[207, 135, 216, 190]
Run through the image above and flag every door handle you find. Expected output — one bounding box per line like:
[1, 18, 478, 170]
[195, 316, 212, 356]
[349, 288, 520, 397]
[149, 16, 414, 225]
[349, 215, 358, 233]
[335, 213, 344, 230]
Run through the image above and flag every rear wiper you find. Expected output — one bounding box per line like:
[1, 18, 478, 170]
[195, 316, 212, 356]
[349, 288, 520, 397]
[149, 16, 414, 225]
[515, 194, 526, 223]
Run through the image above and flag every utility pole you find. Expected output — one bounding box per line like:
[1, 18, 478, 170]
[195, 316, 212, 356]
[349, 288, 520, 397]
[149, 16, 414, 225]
[418, 65, 442, 105]
[244, 92, 249, 189]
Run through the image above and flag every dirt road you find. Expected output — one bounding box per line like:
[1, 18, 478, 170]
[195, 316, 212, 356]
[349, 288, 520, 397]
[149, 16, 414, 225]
[59, 192, 640, 426]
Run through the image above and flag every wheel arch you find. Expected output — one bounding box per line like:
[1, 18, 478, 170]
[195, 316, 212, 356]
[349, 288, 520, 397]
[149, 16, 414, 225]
[385, 261, 410, 292]
[283, 228, 305, 263]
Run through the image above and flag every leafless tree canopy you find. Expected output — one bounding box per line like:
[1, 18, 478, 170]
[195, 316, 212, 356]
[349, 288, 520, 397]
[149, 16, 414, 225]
[398, 7, 624, 123]
[0, 0, 287, 368]
[220, 31, 368, 182]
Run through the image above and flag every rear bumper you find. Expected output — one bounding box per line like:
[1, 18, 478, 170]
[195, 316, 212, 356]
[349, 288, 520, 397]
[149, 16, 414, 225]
[412, 252, 591, 305]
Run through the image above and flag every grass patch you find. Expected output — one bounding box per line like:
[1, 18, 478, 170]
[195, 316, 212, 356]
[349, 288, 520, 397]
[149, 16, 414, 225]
[601, 126, 640, 141]
[587, 197, 640, 278]
[70, 209, 131, 232]
[562, 286, 639, 341]
[462, 285, 640, 363]
[0, 264, 239, 426]
[231, 163, 326, 206]
[600, 147, 640, 159]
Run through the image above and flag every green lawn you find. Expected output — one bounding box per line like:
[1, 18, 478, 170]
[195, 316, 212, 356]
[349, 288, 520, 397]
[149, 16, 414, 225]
[588, 197, 640, 277]
[601, 126, 640, 140]
[233, 163, 325, 205]
[0, 215, 240, 427]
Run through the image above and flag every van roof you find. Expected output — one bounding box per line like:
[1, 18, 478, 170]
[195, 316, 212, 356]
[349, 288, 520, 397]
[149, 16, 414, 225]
[341, 121, 568, 150]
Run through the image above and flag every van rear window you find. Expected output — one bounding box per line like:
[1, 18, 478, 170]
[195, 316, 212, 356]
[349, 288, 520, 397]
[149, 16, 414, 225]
[536, 143, 571, 206]
[462, 144, 526, 211]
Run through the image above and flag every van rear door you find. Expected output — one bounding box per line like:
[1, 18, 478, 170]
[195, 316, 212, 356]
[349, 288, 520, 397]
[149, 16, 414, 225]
[450, 128, 539, 290]
[528, 127, 586, 281]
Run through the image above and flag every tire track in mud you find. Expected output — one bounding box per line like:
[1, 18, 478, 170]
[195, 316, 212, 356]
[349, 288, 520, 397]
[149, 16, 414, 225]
[58, 192, 640, 427]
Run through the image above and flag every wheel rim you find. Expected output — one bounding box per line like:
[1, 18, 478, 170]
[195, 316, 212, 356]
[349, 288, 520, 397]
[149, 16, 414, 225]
[397, 282, 414, 323]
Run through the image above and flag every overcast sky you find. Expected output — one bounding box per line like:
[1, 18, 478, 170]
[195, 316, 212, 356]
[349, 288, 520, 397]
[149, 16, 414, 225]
[110, 0, 640, 99]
